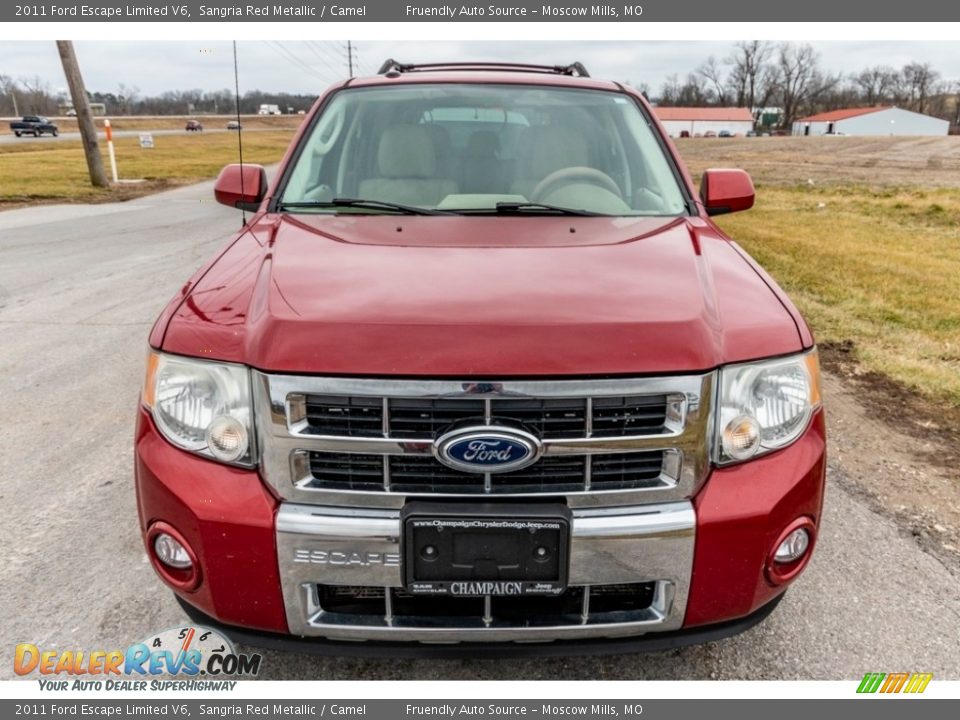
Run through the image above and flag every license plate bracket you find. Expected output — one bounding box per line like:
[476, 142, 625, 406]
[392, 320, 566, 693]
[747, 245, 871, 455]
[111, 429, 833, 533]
[402, 502, 571, 597]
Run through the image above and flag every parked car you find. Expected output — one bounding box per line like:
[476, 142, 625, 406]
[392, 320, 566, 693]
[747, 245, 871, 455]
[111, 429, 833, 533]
[703, 130, 718, 138]
[679, 130, 690, 138]
[226, 120, 241, 130]
[9, 116, 59, 138]
[185, 120, 203, 132]
[65, 109, 77, 117]
[718, 130, 735, 138]
[137, 59, 825, 656]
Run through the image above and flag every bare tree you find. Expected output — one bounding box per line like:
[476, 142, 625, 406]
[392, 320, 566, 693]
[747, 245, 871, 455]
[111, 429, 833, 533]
[697, 56, 728, 106]
[901, 62, 940, 113]
[0, 74, 19, 115]
[852, 66, 899, 106]
[18, 75, 56, 114]
[727, 41, 773, 110]
[116, 83, 140, 115]
[772, 43, 838, 128]
[659, 74, 682, 105]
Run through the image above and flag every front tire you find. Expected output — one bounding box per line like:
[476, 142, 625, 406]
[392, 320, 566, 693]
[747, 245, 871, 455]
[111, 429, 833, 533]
[14, 131, 21, 137]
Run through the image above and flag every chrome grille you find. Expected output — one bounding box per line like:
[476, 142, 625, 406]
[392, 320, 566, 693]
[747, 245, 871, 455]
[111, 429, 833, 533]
[304, 450, 667, 494]
[299, 394, 669, 440]
[256, 373, 714, 508]
[304, 395, 383, 437]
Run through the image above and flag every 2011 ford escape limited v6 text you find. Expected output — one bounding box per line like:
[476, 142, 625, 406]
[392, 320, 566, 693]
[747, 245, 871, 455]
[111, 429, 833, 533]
[135, 60, 825, 655]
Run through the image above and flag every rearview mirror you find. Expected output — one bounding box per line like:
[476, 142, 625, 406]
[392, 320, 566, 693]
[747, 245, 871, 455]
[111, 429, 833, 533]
[699, 169, 755, 216]
[214, 164, 267, 211]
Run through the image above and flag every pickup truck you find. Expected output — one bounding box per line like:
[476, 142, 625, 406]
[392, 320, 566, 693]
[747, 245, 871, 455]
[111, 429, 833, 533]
[136, 60, 826, 655]
[9, 116, 59, 137]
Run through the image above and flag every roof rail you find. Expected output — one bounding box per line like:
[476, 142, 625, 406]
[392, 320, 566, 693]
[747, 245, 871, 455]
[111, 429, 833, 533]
[376, 60, 590, 78]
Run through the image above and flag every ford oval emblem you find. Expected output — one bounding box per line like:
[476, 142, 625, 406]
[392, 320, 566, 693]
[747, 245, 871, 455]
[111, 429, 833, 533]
[434, 427, 541, 474]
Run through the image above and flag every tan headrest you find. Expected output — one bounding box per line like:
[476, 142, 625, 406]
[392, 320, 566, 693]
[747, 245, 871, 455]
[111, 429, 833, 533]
[377, 125, 437, 178]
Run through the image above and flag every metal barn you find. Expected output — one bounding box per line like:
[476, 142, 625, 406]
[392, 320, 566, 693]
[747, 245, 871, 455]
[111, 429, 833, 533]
[792, 107, 949, 136]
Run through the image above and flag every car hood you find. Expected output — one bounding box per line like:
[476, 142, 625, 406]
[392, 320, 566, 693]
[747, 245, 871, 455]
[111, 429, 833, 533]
[160, 213, 806, 375]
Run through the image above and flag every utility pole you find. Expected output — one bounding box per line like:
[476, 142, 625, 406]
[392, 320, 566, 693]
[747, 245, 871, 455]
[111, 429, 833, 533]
[346, 41, 354, 77]
[56, 40, 108, 188]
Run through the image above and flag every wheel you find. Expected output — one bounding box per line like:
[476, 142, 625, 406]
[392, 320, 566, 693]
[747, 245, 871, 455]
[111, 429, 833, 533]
[34, 130, 40, 137]
[14, 131, 20, 137]
[52, 129, 58, 137]
[531, 167, 622, 203]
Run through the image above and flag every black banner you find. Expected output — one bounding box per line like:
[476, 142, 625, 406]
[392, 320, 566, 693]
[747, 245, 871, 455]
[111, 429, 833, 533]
[6, 0, 959, 22]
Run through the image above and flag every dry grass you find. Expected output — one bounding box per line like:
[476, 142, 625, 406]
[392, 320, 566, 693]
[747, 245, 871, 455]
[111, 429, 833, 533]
[0, 130, 296, 203]
[675, 136, 960, 408]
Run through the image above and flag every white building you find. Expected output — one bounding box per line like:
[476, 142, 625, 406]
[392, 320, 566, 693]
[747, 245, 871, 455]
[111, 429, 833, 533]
[653, 107, 754, 137]
[792, 106, 949, 136]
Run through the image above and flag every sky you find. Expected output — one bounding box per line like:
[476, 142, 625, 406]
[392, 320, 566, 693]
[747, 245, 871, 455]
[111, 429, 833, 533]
[2, 40, 958, 98]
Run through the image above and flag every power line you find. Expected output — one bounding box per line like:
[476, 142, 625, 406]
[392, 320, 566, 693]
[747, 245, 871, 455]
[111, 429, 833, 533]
[310, 40, 347, 65]
[264, 41, 336, 84]
[302, 41, 343, 77]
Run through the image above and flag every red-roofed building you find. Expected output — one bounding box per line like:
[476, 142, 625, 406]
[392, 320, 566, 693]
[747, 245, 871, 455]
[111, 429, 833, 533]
[792, 106, 948, 136]
[653, 107, 754, 138]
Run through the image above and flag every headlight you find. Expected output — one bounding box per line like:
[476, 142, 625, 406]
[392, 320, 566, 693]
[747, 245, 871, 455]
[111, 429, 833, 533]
[715, 349, 821, 465]
[142, 351, 254, 467]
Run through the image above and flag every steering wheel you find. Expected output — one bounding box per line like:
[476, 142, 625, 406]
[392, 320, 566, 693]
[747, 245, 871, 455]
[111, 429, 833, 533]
[532, 166, 622, 203]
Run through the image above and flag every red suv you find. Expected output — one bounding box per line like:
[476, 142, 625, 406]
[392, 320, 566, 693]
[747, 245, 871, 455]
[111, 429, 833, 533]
[136, 61, 825, 655]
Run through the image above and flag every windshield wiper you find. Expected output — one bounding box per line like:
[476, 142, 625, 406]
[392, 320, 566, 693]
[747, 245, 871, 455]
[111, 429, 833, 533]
[492, 202, 606, 217]
[278, 198, 457, 216]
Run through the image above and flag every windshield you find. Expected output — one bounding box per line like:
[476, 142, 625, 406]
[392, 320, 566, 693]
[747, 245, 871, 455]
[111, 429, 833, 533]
[279, 84, 689, 216]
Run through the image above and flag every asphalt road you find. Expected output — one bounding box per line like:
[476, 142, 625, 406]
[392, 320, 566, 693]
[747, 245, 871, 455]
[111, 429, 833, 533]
[0, 179, 957, 680]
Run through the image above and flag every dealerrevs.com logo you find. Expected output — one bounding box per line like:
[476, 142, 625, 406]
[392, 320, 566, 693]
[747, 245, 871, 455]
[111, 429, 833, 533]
[15, 626, 261, 690]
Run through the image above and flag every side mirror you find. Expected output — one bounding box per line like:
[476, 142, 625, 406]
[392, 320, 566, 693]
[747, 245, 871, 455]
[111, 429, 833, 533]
[700, 169, 755, 216]
[214, 164, 267, 211]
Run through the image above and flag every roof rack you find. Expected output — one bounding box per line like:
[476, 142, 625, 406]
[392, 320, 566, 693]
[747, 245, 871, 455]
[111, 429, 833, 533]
[376, 60, 591, 78]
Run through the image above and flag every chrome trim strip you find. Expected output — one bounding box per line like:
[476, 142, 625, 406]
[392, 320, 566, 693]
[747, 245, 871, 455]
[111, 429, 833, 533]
[263, 374, 709, 400]
[254, 372, 714, 508]
[276, 501, 695, 641]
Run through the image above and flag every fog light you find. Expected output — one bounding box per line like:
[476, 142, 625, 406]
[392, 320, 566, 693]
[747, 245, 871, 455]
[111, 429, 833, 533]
[774, 528, 810, 563]
[154, 533, 193, 569]
[721, 414, 761, 460]
[205, 415, 248, 463]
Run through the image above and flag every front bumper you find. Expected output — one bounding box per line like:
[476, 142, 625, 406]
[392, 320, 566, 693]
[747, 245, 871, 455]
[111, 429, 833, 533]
[175, 590, 785, 658]
[135, 407, 826, 647]
[275, 501, 694, 642]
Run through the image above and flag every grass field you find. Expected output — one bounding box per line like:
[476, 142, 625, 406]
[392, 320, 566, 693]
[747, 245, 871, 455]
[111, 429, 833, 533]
[0, 129, 296, 203]
[677, 136, 960, 409]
